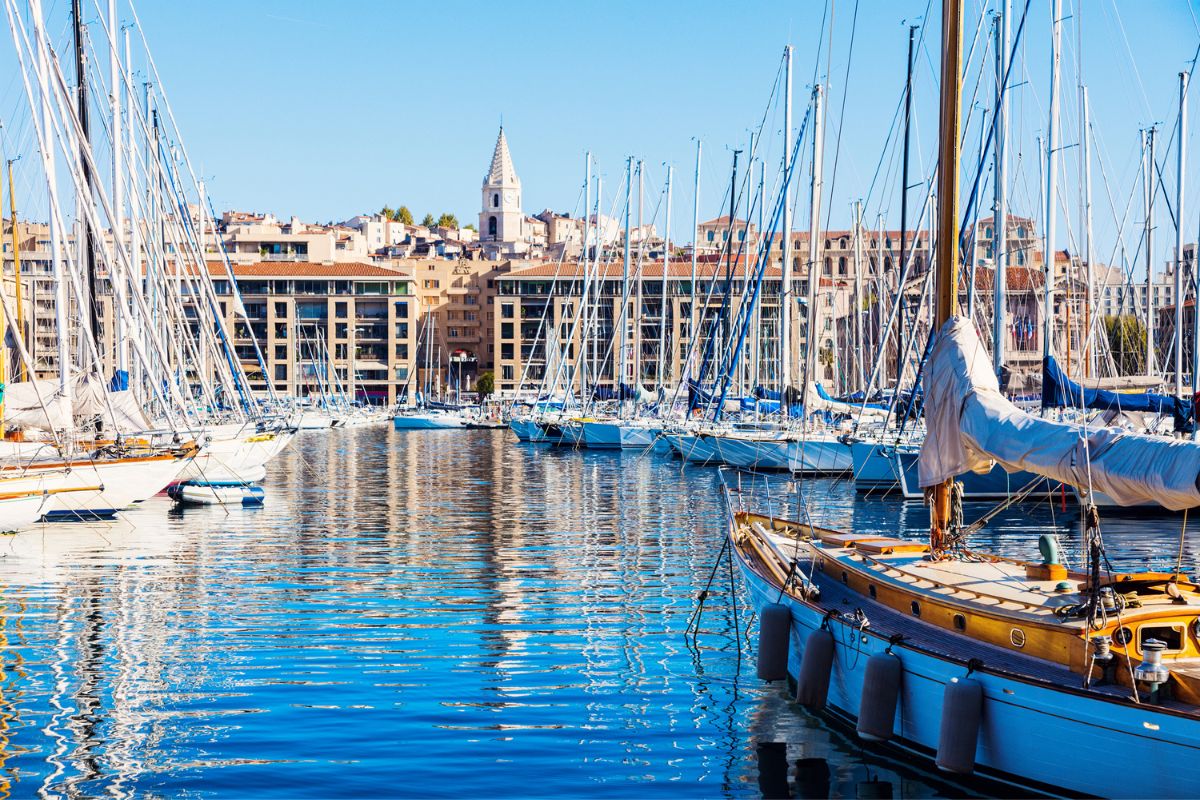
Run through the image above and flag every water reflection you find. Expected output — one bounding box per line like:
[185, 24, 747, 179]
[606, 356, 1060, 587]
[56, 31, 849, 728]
[0, 428, 1185, 797]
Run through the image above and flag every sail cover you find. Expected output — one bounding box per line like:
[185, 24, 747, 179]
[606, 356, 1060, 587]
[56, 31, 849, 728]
[919, 317, 1200, 509]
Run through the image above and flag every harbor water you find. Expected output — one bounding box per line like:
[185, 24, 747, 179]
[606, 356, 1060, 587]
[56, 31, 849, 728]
[0, 428, 1196, 797]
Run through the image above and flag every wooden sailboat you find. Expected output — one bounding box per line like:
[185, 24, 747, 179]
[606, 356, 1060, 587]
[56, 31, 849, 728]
[730, 1, 1200, 794]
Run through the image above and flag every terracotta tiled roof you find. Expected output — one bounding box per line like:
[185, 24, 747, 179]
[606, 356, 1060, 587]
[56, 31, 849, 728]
[205, 261, 411, 279]
[971, 265, 1045, 291]
[501, 260, 782, 279]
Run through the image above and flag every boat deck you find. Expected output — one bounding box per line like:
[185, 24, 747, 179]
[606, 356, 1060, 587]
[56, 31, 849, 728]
[800, 552, 1137, 701]
[782, 529, 1193, 627]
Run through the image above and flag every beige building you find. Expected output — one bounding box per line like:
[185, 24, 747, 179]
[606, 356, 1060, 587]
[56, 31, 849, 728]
[211, 212, 371, 265]
[492, 258, 794, 396]
[203, 262, 417, 405]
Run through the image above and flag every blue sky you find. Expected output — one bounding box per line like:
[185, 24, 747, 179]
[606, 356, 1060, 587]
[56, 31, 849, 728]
[6, 1, 1200, 264]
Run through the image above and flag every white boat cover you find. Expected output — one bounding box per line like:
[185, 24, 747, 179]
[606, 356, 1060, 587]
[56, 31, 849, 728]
[3, 379, 72, 431]
[918, 317, 1200, 510]
[4, 375, 149, 434]
[72, 375, 151, 433]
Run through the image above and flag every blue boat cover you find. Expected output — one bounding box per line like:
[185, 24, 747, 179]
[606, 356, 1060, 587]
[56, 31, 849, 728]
[1041, 355, 1192, 431]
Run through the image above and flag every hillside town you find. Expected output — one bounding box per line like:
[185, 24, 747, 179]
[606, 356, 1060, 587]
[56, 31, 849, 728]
[2, 127, 1186, 406]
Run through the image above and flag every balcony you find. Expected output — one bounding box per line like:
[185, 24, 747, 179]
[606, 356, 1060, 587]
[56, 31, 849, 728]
[355, 324, 388, 341]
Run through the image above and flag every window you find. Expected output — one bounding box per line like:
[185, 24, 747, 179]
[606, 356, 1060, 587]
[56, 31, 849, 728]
[823, 257, 832, 276]
[395, 343, 409, 359]
[838, 256, 847, 275]
[501, 303, 514, 319]
[448, 327, 460, 338]
[335, 302, 348, 319]
[274, 364, 287, 380]
[335, 344, 348, 359]
[501, 342, 513, 359]
[423, 279, 440, 289]
[274, 323, 287, 339]
[335, 323, 348, 338]
[274, 302, 287, 317]
[274, 345, 286, 360]
[492, 193, 499, 209]
[395, 301, 409, 318]
[488, 216, 497, 237]
[707, 230, 715, 242]
[395, 323, 409, 339]
[501, 322, 514, 340]
[501, 365, 514, 380]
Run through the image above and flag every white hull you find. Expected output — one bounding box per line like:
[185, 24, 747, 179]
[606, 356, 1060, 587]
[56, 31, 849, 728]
[1, 456, 192, 520]
[787, 436, 853, 474]
[182, 428, 293, 484]
[392, 411, 467, 429]
[580, 420, 658, 449]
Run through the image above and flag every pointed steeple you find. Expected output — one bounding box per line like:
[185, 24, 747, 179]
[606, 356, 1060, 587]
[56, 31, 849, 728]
[484, 127, 519, 187]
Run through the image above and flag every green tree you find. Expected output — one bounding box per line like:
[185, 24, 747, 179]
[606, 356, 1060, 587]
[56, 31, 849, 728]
[437, 212, 459, 229]
[421, 213, 436, 228]
[380, 205, 394, 220]
[396, 205, 414, 225]
[464, 223, 477, 232]
[1103, 315, 1147, 376]
[475, 370, 495, 398]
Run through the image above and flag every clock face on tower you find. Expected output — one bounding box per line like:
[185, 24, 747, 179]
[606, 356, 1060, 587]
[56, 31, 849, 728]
[504, 192, 515, 206]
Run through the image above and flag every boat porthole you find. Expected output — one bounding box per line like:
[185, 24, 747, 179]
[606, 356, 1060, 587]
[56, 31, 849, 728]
[1010, 628, 1026, 648]
[953, 614, 966, 631]
[910, 601, 921, 617]
[841, 571, 848, 585]
[868, 584, 877, 599]
[1113, 627, 1133, 646]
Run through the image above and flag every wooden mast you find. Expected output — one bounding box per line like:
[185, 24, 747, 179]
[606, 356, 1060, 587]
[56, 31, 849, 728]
[930, 0, 964, 554]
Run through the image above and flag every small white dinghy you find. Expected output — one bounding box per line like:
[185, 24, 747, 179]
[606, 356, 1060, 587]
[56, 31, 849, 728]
[168, 480, 265, 507]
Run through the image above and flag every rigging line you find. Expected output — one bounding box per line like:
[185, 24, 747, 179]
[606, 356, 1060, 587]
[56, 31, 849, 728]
[863, 0, 935, 212]
[819, 0, 859, 236]
[1105, 0, 1152, 119]
[809, 0, 831, 88]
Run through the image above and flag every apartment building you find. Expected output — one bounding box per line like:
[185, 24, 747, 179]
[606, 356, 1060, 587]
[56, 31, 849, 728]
[492, 258, 796, 396]
[401, 257, 520, 393]
[202, 262, 418, 405]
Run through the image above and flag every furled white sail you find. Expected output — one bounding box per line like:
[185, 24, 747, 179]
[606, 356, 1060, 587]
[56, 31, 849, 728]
[918, 317, 1200, 510]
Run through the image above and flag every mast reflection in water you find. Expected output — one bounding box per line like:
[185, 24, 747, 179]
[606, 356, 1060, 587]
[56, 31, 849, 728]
[0, 428, 1190, 797]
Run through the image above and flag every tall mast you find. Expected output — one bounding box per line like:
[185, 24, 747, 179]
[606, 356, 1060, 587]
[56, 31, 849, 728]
[7, 160, 26, 382]
[877, 213, 885, 370]
[635, 159, 644, 385]
[1145, 127, 1156, 375]
[592, 175, 602, 391]
[780, 45, 795, 393]
[109, 0, 127, 385]
[30, 0, 70, 398]
[659, 165, 673, 389]
[580, 151, 591, 401]
[1042, 0, 1063, 362]
[73, 0, 102, 354]
[802, 85, 824, 413]
[754, 160, 764, 389]
[898, 24, 917, 386]
[853, 200, 865, 392]
[992, 4, 1009, 376]
[620, 157, 632, 403]
[1175, 72, 1188, 395]
[1082, 86, 1094, 378]
[930, 0, 964, 553]
[690, 139, 701, 383]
